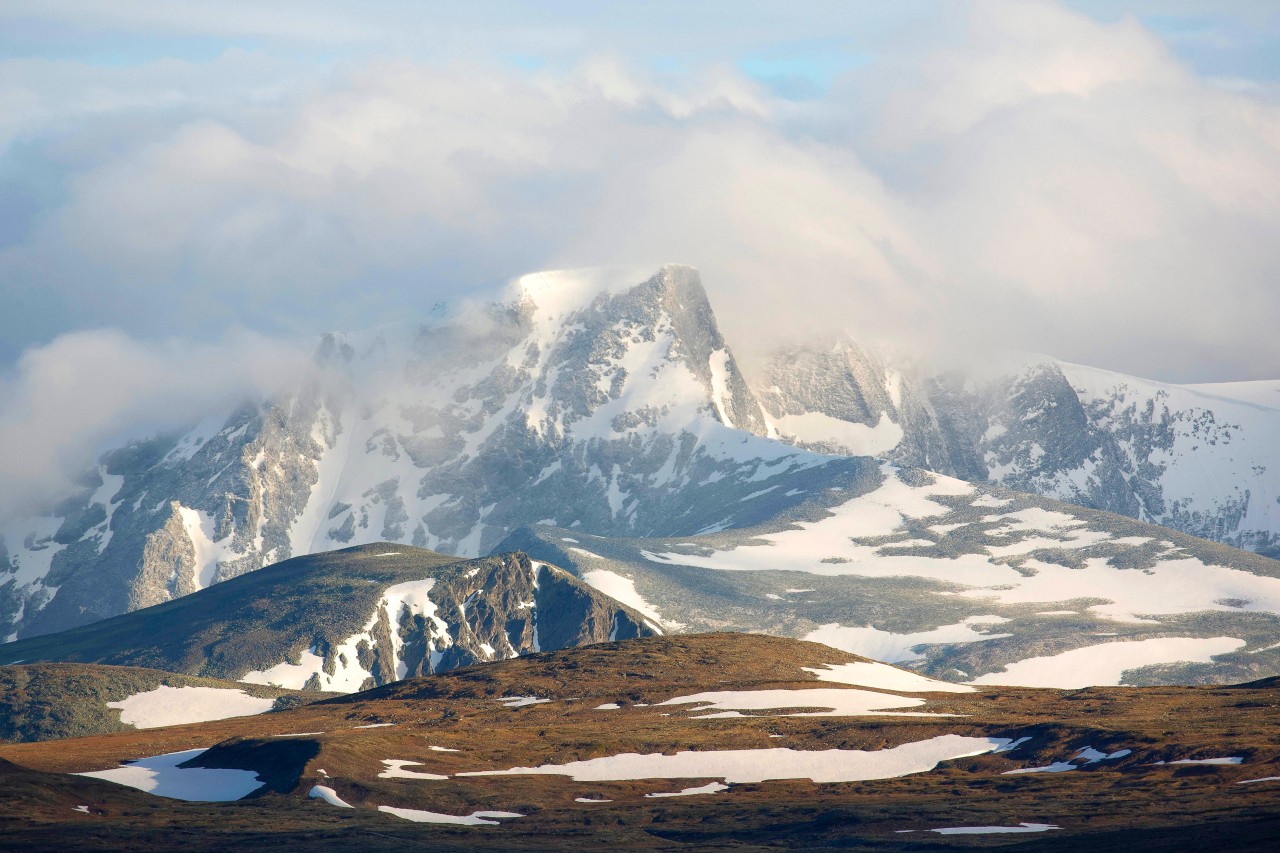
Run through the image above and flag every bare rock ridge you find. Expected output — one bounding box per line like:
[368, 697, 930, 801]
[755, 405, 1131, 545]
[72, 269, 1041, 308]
[0, 545, 658, 691]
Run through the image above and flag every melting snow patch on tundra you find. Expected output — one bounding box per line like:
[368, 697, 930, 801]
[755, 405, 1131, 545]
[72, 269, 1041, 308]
[377, 806, 524, 825]
[379, 760, 448, 780]
[76, 749, 264, 801]
[655, 688, 951, 718]
[1075, 747, 1132, 763]
[309, 785, 353, 808]
[646, 782, 729, 798]
[1157, 757, 1244, 766]
[803, 662, 976, 693]
[804, 617, 1011, 664]
[107, 685, 275, 729]
[1004, 762, 1078, 775]
[931, 823, 1059, 835]
[969, 637, 1246, 688]
[497, 696, 551, 709]
[457, 735, 1013, 784]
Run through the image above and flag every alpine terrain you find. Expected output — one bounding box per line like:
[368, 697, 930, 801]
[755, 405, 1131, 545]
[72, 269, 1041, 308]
[1, 264, 1278, 693]
[2, 633, 1278, 851]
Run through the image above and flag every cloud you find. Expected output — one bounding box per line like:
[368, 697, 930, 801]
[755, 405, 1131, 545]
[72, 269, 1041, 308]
[0, 329, 310, 516]
[0, 1, 1277, 426]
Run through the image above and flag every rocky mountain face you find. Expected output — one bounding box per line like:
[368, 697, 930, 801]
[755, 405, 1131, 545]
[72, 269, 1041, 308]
[753, 338, 1280, 559]
[0, 264, 1276, 648]
[0, 545, 658, 692]
[1, 266, 849, 640]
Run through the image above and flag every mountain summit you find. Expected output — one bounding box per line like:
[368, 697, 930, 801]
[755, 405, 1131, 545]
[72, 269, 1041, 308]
[1, 266, 840, 639]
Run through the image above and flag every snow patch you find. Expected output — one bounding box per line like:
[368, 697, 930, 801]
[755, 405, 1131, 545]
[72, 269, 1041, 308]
[931, 823, 1059, 835]
[774, 411, 904, 456]
[378, 806, 524, 825]
[969, 637, 1246, 688]
[76, 749, 263, 801]
[646, 781, 728, 798]
[309, 785, 354, 808]
[379, 760, 448, 780]
[458, 735, 1014, 784]
[107, 685, 274, 729]
[580, 569, 681, 629]
[804, 617, 1011, 664]
[803, 662, 975, 693]
[656, 688, 949, 718]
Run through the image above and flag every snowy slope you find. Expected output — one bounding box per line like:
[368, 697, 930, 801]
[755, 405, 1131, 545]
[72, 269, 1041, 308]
[753, 338, 1280, 558]
[501, 462, 1280, 687]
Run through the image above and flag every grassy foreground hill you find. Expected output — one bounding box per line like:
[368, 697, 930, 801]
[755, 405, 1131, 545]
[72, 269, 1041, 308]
[1, 632, 1278, 850]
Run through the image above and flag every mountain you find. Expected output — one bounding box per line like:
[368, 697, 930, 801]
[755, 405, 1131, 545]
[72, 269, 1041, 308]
[1, 264, 1276, 651]
[753, 337, 1280, 557]
[1, 265, 850, 641]
[1, 633, 1278, 851]
[0, 663, 318, 744]
[498, 461, 1280, 687]
[0, 545, 657, 691]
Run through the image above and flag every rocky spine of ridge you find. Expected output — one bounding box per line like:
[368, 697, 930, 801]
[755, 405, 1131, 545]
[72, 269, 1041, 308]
[0, 547, 658, 692]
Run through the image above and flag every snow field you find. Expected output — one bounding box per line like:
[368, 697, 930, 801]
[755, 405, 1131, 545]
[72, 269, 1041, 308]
[803, 662, 976, 693]
[377, 806, 523, 825]
[930, 823, 1059, 835]
[379, 760, 448, 780]
[646, 782, 729, 797]
[308, 785, 353, 808]
[456, 735, 1014, 784]
[107, 685, 275, 728]
[655, 688, 950, 718]
[970, 637, 1246, 688]
[76, 749, 264, 801]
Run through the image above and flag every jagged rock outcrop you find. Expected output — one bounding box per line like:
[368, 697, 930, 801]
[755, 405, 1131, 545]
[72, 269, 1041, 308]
[0, 545, 657, 693]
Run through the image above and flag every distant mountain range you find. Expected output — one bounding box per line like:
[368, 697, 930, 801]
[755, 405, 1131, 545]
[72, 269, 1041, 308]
[1, 265, 1276, 689]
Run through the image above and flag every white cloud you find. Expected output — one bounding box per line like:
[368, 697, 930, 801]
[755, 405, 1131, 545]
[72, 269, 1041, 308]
[0, 0, 1276, 443]
[0, 329, 309, 516]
